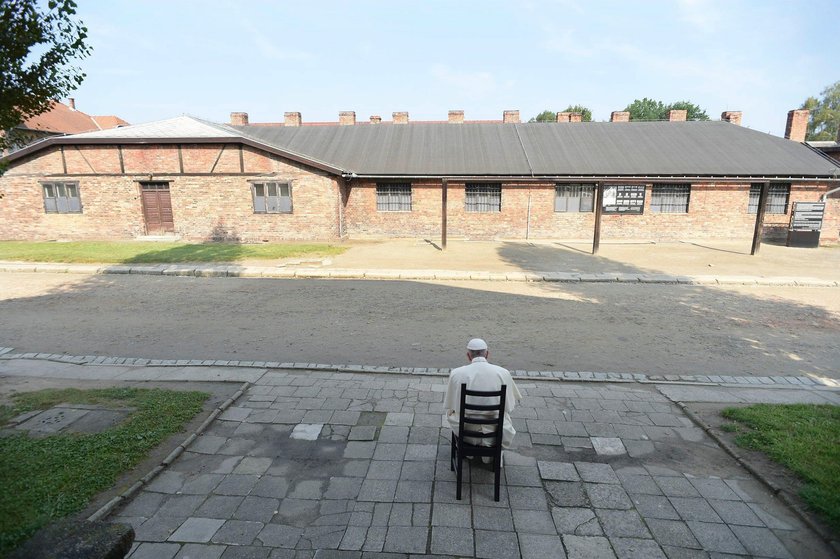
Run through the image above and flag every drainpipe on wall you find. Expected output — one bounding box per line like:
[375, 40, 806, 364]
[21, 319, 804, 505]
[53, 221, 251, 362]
[525, 190, 532, 240]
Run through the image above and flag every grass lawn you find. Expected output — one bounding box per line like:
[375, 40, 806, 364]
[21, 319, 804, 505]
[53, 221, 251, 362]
[0, 241, 346, 264]
[0, 388, 208, 556]
[721, 403, 840, 532]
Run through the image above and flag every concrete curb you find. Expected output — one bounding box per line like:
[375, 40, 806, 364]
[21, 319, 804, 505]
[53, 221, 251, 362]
[1, 261, 838, 287]
[2, 348, 837, 390]
[672, 400, 840, 554]
[86, 381, 250, 522]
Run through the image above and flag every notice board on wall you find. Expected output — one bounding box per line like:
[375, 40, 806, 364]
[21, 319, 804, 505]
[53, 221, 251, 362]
[603, 185, 645, 214]
[789, 202, 825, 231]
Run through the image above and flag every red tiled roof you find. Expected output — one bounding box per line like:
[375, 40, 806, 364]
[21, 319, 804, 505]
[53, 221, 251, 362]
[18, 100, 129, 134]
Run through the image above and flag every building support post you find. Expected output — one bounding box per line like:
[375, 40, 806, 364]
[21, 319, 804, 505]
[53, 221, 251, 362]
[441, 178, 448, 250]
[750, 182, 770, 255]
[593, 182, 604, 255]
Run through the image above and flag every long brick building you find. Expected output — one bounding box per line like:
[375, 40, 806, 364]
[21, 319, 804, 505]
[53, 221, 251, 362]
[1, 108, 838, 245]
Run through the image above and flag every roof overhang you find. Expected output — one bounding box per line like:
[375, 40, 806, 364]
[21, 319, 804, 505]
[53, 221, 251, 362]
[344, 174, 839, 183]
[1, 135, 347, 176]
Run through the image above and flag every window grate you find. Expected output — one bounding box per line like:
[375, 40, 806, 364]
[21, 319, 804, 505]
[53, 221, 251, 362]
[376, 183, 412, 211]
[252, 182, 292, 213]
[42, 182, 82, 213]
[650, 184, 690, 213]
[748, 183, 790, 214]
[555, 184, 595, 212]
[465, 183, 501, 212]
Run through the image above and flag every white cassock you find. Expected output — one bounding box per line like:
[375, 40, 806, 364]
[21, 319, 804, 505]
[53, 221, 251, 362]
[444, 356, 522, 448]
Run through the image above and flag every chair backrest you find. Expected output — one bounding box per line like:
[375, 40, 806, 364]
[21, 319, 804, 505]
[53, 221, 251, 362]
[458, 383, 507, 447]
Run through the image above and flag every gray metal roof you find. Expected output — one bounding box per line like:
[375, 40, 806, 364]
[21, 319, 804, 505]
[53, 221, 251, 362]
[4, 115, 837, 179]
[233, 121, 838, 178]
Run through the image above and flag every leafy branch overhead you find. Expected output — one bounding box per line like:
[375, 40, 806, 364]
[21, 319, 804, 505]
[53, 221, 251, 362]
[0, 0, 91, 140]
[801, 81, 840, 141]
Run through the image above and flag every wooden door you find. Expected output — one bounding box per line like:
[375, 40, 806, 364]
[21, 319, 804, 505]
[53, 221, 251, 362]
[141, 182, 174, 234]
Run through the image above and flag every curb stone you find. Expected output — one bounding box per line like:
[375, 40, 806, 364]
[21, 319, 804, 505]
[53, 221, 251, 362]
[0, 261, 838, 287]
[1, 350, 838, 389]
[86, 381, 250, 522]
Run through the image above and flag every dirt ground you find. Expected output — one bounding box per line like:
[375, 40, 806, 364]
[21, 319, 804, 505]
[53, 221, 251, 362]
[1, 271, 838, 380]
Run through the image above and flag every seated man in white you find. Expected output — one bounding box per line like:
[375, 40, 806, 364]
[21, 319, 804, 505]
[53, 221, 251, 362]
[444, 338, 522, 458]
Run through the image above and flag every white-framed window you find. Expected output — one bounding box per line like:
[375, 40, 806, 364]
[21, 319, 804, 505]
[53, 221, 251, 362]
[252, 181, 292, 213]
[42, 182, 82, 213]
[376, 183, 412, 211]
[465, 183, 501, 212]
[650, 184, 690, 213]
[748, 183, 790, 214]
[555, 183, 595, 212]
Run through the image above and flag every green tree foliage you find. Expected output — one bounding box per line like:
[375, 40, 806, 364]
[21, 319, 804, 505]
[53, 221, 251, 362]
[668, 100, 709, 121]
[624, 98, 666, 121]
[0, 0, 91, 153]
[529, 106, 593, 122]
[529, 110, 556, 123]
[801, 81, 840, 141]
[624, 98, 709, 121]
[562, 104, 593, 122]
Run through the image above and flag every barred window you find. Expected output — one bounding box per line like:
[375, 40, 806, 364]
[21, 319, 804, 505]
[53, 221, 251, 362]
[252, 182, 292, 213]
[650, 184, 690, 213]
[42, 182, 82, 213]
[748, 183, 790, 214]
[465, 183, 501, 212]
[376, 183, 412, 211]
[555, 184, 595, 212]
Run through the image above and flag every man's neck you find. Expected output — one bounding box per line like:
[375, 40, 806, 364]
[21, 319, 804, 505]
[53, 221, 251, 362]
[471, 356, 488, 363]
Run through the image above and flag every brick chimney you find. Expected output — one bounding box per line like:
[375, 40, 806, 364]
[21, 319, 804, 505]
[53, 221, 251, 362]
[668, 109, 687, 122]
[339, 111, 356, 126]
[503, 110, 520, 124]
[284, 112, 302, 127]
[230, 112, 249, 126]
[556, 112, 571, 123]
[611, 111, 630, 122]
[569, 113, 582, 123]
[68, 98, 76, 110]
[448, 110, 464, 124]
[784, 109, 809, 142]
[721, 111, 742, 126]
[370, 115, 382, 124]
[393, 111, 409, 124]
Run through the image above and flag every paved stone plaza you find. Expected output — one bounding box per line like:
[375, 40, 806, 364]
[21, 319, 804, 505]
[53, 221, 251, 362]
[104, 369, 834, 559]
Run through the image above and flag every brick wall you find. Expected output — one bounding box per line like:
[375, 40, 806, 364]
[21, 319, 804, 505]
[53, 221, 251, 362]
[1, 144, 837, 244]
[0, 144, 340, 241]
[343, 181, 839, 244]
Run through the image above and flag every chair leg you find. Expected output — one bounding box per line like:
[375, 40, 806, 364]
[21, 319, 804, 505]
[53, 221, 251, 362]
[494, 450, 501, 502]
[456, 452, 463, 500]
[450, 434, 455, 472]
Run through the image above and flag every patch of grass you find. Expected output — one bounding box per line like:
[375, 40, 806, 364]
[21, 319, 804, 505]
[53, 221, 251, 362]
[0, 241, 346, 264]
[721, 404, 840, 532]
[0, 387, 208, 556]
[719, 422, 739, 433]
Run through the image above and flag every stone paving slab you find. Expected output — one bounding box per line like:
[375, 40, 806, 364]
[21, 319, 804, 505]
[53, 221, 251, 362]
[102, 371, 836, 559]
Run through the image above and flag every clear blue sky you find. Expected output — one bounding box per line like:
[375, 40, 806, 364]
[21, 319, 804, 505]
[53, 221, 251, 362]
[69, 0, 839, 137]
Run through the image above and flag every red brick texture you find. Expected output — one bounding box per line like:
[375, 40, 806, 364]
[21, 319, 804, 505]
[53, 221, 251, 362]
[0, 144, 339, 241]
[343, 181, 838, 244]
[1, 144, 837, 244]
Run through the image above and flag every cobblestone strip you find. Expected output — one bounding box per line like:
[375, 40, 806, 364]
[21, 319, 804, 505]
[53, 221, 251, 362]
[86, 381, 251, 522]
[1, 261, 838, 287]
[2, 349, 838, 389]
[670, 399, 840, 555]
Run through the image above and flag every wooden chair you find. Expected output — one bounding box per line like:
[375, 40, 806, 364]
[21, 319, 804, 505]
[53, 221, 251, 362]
[450, 383, 507, 501]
